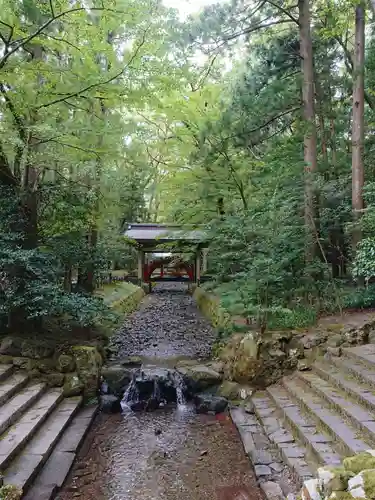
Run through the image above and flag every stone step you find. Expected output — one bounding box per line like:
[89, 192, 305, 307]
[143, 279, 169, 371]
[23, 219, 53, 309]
[282, 376, 371, 457]
[3, 397, 82, 493]
[0, 364, 14, 383]
[331, 354, 375, 389]
[267, 385, 342, 467]
[313, 360, 375, 413]
[24, 405, 98, 500]
[0, 389, 63, 470]
[0, 382, 46, 435]
[0, 372, 29, 406]
[252, 391, 314, 484]
[297, 371, 375, 446]
[343, 344, 375, 370]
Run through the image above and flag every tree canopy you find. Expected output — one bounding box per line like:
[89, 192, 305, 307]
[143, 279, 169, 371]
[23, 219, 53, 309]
[1, 0, 375, 334]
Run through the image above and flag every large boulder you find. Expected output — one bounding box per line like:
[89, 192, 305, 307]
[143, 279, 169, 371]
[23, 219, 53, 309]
[217, 380, 241, 400]
[99, 394, 122, 413]
[0, 337, 23, 356]
[343, 452, 375, 474]
[63, 373, 84, 397]
[71, 346, 102, 398]
[21, 340, 54, 359]
[177, 364, 222, 393]
[101, 364, 132, 396]
[220, 332, 263, 384]
[56, 354, 76, 373]
[194, 394, 228, 414]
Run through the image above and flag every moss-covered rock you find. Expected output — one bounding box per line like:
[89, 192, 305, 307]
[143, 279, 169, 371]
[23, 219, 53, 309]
[101, 364, 131, 396]
[318, 466, 354, 495]
[63, 373, 84, 397]
[217, 380, 241, 399]
[177, 364, 222, 392]
[0, 337, 23, 356]
[72, 346, 102, 398]
[348, 470, 375, 499]
[56, 354, 75, 373]
[44, 372, 65, 387]
[344, 453, 375, 474]
[193, 287, 230, 329]
[0, 355, 13, 365]
[20, 340, 54, 359]
[0, 484, 23, 500]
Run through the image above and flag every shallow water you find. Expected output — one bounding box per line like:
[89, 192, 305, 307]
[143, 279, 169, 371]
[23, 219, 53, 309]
[58, 404, 261, 500]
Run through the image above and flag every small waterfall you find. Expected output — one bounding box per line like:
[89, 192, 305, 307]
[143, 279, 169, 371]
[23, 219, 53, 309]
[173, 372, 187, 407]
[119, 367, 188, 412]
[121, 374, 139, 411]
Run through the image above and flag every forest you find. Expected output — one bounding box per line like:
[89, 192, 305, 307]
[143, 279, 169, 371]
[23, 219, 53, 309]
[0, 0, 374, 335]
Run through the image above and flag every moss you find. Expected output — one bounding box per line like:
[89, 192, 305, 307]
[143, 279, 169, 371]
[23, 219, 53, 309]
[363, 470, 375, 498]
[326, 324, 345, 332]
[344, 452, 375, 474]
[328, 492, 363, 500]
[193, 287, 230, 329]
[0, 484, 23, 500]
[217, 381, 240, 399]
[0, 355, 13, 365]
[72, 346, 102, 398]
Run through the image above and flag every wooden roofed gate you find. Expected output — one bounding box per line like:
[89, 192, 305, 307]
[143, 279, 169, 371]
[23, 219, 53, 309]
[124, 223, 209, 290]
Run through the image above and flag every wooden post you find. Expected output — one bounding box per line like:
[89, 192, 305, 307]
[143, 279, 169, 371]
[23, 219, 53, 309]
[137, 249, 144, 286]
[202, 247, 208, 274]
[195, 251, 201, 285]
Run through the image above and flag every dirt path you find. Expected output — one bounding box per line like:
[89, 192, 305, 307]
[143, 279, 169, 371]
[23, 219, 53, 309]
[58, 284, 263, 500]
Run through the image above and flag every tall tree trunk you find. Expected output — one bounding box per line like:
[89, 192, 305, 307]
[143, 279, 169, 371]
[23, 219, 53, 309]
[299, 0, 318, 264]
[352, 2, 365, 252]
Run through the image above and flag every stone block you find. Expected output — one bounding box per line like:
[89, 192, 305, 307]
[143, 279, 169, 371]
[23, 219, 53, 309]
[254, 464, 272, 477]
[260, 481, 284, 499]
[249, 449, 273, 465]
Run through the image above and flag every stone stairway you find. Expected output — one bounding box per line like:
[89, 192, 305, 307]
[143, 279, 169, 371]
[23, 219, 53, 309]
[250, 343, 375, 487]
[0, 364, 97, 499]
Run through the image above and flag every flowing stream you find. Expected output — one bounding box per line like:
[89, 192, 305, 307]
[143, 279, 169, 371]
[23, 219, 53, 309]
[57, 284, 262, 500]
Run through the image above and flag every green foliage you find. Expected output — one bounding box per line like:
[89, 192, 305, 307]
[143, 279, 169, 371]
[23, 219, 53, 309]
[342, 285, 375, 310]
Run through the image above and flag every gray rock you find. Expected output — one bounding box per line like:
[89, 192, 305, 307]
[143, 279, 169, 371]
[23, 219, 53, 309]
[297, 360, 310, 371]
[244, 400, 255, 414]
[194, 394, 228, 414]
[254, 464, 272, 476]
[368, 330, 375, 344]
[0, 336, 22, 356]
[101, 364, 132, 396]
[300, 334, 326, 349]
[56, 354, 76, 373]
[326, 346, 342, 357]
[326, 334, 343, 347]
[99, 394, 122, 413]
[21, 340, 54, 359]
[178, 364, 222, 392]
[270, 462, 284, 472]
[249, 449, 273, 465]
[260, 481, 284, 499]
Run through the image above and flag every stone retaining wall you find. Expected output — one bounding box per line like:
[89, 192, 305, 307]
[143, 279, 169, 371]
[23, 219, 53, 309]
[194, 287, 375, 388]
[193, 287, 231, 330]
[0, 284, 145, 398]
[0, 339, 102, 399]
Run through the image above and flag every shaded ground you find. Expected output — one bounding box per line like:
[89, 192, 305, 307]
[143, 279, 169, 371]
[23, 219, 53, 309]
[58, 284, 262, 500]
